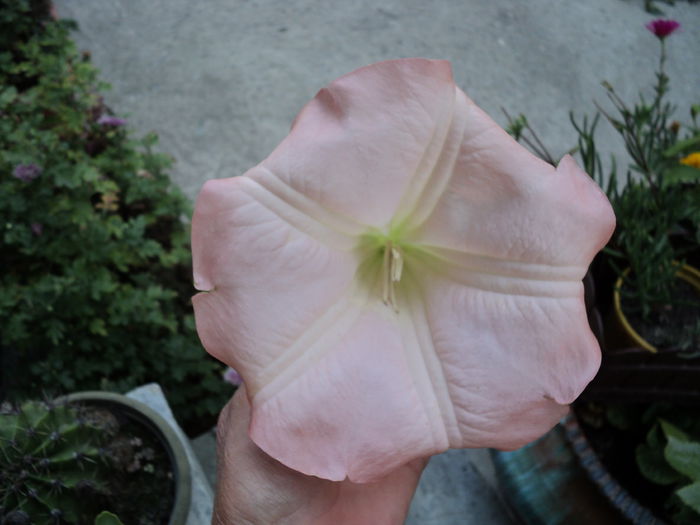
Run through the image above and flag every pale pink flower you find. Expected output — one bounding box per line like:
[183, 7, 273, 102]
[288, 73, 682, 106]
[192, 59, 615, 482]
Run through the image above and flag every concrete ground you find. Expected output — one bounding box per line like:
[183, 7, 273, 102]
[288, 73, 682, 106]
[53, 0, 699, 522]
[55, 0, 699, 200]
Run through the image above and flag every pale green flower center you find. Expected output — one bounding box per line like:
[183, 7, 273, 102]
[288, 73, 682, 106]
[358, 224, 424, 313]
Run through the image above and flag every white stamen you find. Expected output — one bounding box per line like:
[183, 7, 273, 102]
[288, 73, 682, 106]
[390, 246, 403, 282]
[382, 241, 403, 312]
[382, 241, 391, 306]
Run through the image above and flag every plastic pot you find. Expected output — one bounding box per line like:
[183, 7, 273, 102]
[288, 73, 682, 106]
[606, 264, 700, 353]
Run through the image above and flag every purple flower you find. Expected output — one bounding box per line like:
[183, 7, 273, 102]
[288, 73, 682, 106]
[97, 115, 127, 127]
[645, 19, 680, 39]
[12, 164, 42, 182]
[31, 223, 43, 236]
[222, 367, 243, 386]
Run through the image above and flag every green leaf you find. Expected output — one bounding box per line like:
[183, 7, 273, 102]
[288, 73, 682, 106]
[0, 86, 17, 107]
[605, 404, 639, 430]
[676, 482, 700, 515]
[89, 318, 108, 336]
[94, 511, 125, 525]
[637, 441, 683, 485]
[661, 421, 700, 481]
[661, 419, 690, 441]
[664, 135, 700, 157]
[663, 165, 700, 186]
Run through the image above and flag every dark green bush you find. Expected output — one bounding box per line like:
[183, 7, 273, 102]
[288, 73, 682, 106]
[0, 2, 230, 432]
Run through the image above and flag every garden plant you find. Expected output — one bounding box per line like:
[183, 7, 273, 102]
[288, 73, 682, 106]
[0, 1, 230, 433]
[0, 396, 177, 524]
[508, 17, 700, 523]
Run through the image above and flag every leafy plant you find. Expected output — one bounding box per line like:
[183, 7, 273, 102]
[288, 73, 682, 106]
[507, 19, 700, 351]
[573, 22, 700, 348]
[507, 20, 700, 521]
[582, 402, 700, 524]
[637, 419, 700, 524]
[643, 0, 700, 16]
[94, 512, 124, 525]
[0, 1, 229, 430]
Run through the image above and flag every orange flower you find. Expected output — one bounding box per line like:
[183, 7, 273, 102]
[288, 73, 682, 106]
[680, 152, 700, 169]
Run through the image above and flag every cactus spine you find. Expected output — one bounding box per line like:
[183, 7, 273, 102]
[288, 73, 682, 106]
[0, 400, 110, 524]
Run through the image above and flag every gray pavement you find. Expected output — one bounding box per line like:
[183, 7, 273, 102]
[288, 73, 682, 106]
[53, 0, 700, 522]
[55, 0, 700, 200]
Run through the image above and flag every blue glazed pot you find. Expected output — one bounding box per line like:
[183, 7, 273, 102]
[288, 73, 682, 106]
[563, 414, 667, 525]
[491, 419, 648, 525]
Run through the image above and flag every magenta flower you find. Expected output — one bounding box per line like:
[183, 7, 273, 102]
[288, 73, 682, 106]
[31, 223, 43, 236]
[12, 164, 42, 182]
[97, 115, 127, 127]
[645, 19, 680, 39]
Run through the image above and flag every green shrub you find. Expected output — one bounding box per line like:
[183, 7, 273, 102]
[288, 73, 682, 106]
[0, 2, 230, 432]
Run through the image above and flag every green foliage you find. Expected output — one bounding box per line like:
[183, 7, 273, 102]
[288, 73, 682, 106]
[661, 420, 700, 481]
[571, 42, 700, 328]
[644, 0, 700, 16]
[625, 411, 700, 523]
[636, 423, 684, 485]
[94, 511, 124, 525]
[502, 109, 557, 165]
[676, 483, 700, 516]
[601, 404, 700, 523]
[0, 0, 53, 52]
[507, 24, 700, 347]
[510, 17, 700, 525]
[0, 400, 110, 523]
[0, 3, 229, 430]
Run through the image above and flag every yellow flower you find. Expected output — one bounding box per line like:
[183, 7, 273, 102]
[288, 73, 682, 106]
[680, 152, 700, 169]
[96, 191, 120, 212]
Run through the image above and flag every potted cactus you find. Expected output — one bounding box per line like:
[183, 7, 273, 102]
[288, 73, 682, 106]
[0, 392, 191, 524]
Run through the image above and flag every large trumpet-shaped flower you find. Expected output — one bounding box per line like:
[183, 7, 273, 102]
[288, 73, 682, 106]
[192, 59, 615, 483]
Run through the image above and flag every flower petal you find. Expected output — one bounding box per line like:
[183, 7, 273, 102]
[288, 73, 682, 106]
[262, 59, 458, 227]
[410, 96, 615, 267]
[400, 100, 614, 448]
[413, 265, 591, 450]
[249, 299, 437, 483]
[192, 175, 359, 383]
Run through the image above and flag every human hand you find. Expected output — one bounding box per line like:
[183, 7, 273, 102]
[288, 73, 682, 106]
[213, 385, 427, 525]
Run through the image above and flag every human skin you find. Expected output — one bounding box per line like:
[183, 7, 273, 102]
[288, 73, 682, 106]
[213, 385, 427, 525]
